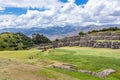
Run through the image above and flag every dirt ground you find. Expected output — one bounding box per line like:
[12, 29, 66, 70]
[0, 59, 78, 80]
[0, 59, 52, 80]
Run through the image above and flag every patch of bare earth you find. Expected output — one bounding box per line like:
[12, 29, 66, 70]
[0, 59, 53, 80]
[0, 59, 78, 80]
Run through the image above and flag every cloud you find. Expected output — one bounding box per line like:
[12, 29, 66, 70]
[83, 0, 120, 24]
[0, 0, 63, 9]
[0, 7, 4, 11]
[0, 0, 120, 29]
[68, 0, 75, 3]
[0, 14, 17, 29]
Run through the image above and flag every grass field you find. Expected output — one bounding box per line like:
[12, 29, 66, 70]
[96, 40, 120, 42]
[0, 47, 120, 80]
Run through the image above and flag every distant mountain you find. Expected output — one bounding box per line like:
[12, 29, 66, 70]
[0, 26, 80, 40]
[0, 24, 120, 40]
[0, 26, 77, 36]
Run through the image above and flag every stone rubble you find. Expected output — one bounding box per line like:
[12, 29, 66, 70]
[48, 63, 116, 78]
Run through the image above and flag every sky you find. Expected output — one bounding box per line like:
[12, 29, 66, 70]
[0, 0, 120, 29]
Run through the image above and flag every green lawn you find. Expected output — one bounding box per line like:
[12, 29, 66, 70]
[0, 49, 40, 63]
[96, 40, 120, 42]
[38, 47, 120, 80]
[0, 47, 120, 80]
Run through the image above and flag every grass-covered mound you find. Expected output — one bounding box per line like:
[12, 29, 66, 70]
[0, 32, 34, 50]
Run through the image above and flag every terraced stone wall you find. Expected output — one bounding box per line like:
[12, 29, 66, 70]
[35, 32, 120, 49]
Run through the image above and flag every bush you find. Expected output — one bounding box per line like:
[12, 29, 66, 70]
[4, 39, 8, 42]
[22, 46, 27, 49]
[78, 32, 85, 36]
[1, 45, 6, 48]
[9, 44, 18, 47]
[14, 47, 19, 50]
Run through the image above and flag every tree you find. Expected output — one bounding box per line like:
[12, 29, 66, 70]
[78, 31, 85, 36]
[55, 38, 59, 42]
[32, 33, 51, 44]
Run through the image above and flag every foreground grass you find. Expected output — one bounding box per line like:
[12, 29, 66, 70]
[0, 49, 40, 62]
[38, 47, 120, 79]
[0, 47, 120, 80]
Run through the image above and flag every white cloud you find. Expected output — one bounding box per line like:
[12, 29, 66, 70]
[0, 7, 4, 11]
[0, 14, 17, 29]
[83, 0, 120, 24]
[0, 0, 120, 29]
[68, 0, 75, 3]
[0, 0, 63, 9]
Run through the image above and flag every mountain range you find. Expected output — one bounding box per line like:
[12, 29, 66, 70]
[0, 24, 120, 40]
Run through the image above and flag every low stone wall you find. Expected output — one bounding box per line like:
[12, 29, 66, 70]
[48, 64, 116, 78]
[77, 69, 115, 78]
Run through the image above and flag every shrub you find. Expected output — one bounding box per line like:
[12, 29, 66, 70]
[14, 47, 19, 50]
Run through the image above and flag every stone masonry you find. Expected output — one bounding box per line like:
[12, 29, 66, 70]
[33, 32, 120, 49]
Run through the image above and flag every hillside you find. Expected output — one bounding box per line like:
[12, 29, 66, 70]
[0, 32, 34, 50]
[0, 26, 79, 40]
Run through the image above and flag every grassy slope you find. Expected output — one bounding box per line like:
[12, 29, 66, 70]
[0, 49, 78, 80]
[0, 47, 120, 80]
[38, 47, 120, 80]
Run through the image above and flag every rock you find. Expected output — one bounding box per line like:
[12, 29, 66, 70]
[97, 69, 116, 78]
[77, 70, 92, 74]
[77, 69, 116, 78]
[48, 63, 116, 78]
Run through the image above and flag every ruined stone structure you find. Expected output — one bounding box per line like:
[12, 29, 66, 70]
[33, 32, 120, 49]
[48, 63, 116, 78]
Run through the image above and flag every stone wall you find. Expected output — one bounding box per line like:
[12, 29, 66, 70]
[86, 32, 120, 40]
[33, 32, 120, 49]
[93, 41, 120, 49]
